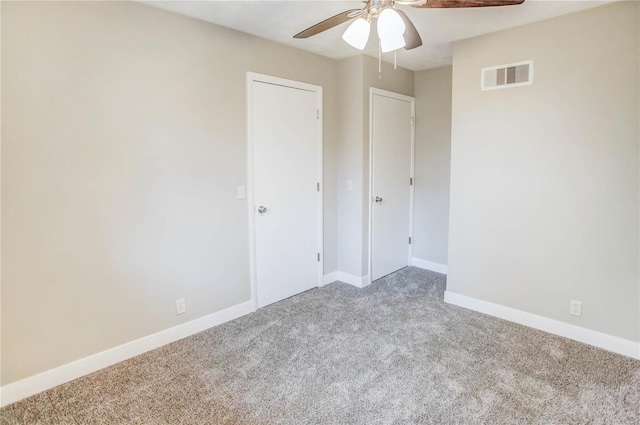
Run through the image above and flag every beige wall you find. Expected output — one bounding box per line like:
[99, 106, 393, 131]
[336, 56, 364, 277]
[1, 1, 339, 385]
[448, 2, 640, 341]
[413, 66, 452, 266]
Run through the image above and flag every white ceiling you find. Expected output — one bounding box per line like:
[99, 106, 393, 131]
[143, 0, 610, 71]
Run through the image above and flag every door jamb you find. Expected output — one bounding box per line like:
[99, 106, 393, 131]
[368, 87, 416, 283]
[246, 72, 324, 311]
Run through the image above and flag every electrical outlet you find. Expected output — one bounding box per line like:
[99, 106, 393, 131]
[569, 300, 582, 317]
[176, 298, 186, 315]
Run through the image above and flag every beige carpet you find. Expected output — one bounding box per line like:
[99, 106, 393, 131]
[1, 267, 639, 424]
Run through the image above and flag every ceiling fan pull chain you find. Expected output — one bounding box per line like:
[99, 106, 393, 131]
[394, 50, 397, 70]
[378, 38, 382, 79]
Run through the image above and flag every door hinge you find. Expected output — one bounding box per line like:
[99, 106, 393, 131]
[317, 182, 320, 192]
[411, 116, 415, 126]
[410, 177, 413, 186]
[317, 109, 320, 119]
[409, 237, 412, 245]
[317, 252, 321, 262]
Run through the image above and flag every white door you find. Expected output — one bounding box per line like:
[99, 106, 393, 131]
[370, 89, 415, 281]
[249, 74, 322, 308]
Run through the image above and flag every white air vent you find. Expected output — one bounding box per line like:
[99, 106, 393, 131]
[481, 60, 533, 91]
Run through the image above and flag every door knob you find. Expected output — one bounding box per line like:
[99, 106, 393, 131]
[375, 196, 383, 203]
[257, 206, 267, 214]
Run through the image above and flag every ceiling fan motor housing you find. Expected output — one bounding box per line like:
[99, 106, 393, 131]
[367, 0, 397, 18]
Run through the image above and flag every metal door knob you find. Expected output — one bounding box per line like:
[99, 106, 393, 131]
[257, 206, 267, 214]
[375, 196, 383, 203]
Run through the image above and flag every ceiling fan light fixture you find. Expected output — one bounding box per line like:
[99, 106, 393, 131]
[377, 8, 406, 47]
[294, 0, 526, 54]
[342, 17, 370, 50]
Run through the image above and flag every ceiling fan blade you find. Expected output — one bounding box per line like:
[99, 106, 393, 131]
[412, 0, 525, 8]
[396, 10, 423, 50]
[293, 9, 361, 39]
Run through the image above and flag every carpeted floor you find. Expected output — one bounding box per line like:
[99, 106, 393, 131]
[2, 267, 639, 424]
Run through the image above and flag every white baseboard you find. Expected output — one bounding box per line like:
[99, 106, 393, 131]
[322, 271, 339, 286]
[444, 291, 640, 360]
[336, 271, 365, 288]
[411, 258, 448, 274]
[323, 271, 370, 288]
[0, 300, 254, 407]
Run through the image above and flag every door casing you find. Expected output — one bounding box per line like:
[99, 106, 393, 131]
[367, 87, 416, 282]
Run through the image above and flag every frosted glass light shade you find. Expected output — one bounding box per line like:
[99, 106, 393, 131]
[342, 18, 370, 50]
[377, 8, 405, 45]
[381, 34, 406, 53]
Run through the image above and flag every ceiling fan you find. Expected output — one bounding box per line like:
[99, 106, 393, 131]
[294, 0, 526, 52]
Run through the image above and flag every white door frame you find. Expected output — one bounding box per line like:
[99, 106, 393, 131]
[246, 72, 324, 311]
[367, 87, 416, 282]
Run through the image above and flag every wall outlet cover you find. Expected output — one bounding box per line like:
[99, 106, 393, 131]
[569, 300, 582, 317]
[176, 298, 186, 315]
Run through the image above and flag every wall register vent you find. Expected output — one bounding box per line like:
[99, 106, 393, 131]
[481, 60, 533, 91]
